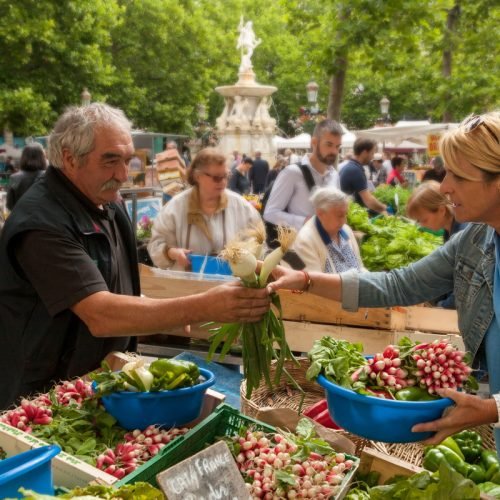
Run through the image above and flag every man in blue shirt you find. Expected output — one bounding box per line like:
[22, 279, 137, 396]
[340, 138, 387, 216]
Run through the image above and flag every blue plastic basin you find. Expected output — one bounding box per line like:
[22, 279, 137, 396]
[0, 445, 61, 498]
[99, 368, 215, 430]
[317, 374, 453, 443]
[188, 254, 232, 275]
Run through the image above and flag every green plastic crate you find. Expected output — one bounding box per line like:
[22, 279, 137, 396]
[115, 404, 275, 488]
[115, 404, 359, 499]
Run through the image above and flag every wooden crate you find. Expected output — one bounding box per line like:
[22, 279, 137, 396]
[405, 305, 459, 334]
[278, 289, 406, 330]
[140, 265, 406, 331]
[358, 447, 423, 484]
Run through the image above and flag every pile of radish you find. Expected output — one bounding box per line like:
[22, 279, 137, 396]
[354, 338, 474, 397]
[307, 336, 475, 401]
[95, 425, 188, 479]
[0, 376, 189, 479]
[226, 420, 356, 499]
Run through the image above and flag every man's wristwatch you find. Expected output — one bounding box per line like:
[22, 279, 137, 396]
[493, 393, 500, 427]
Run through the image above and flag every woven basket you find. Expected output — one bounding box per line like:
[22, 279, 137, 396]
[371, 423, 496, 467]
[240, 358, 371, 455]
[240, 358, 497, 463]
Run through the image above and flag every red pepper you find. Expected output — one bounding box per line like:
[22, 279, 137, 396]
[314, 409, 342, 429]
[303, 399, 328, 418]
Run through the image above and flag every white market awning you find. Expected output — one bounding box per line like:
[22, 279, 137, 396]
[354, 122, 458, 142]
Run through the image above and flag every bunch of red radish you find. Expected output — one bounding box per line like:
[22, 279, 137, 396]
[232, 429, 354, 499]
[410, 339, 472, 394]
[352, 339, 472, 396]
[353, 344, 410, 391]
[95, 425, 189, 479]
[52, 379, 94, 406]
[0, 399, 53, 432]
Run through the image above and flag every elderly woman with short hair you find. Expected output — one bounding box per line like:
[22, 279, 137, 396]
[293, 186, 364, 273]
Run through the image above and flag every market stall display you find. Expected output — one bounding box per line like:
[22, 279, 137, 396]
[116, 404, 359, 499]
[0, 353, 225, 488]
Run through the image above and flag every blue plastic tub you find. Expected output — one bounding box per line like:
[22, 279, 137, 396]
[99, 368, 215, 430]
[188, 254, 232, 275]
[0, 445, 61, 498]
[317, 374, 453, 443]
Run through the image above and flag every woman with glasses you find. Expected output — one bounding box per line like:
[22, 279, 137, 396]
[148, 147, 260, 270]
[269, 112, 500, 449]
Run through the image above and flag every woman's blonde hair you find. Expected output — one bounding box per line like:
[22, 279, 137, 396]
[440, 111, 500, 181]
[407, 181, 453, 220]
[187, 147, 226, 185]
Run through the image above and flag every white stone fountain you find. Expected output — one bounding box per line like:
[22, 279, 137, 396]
[215, 18, 277, 162]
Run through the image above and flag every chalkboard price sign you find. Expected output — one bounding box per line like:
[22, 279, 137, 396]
[156, 440, 250, 500]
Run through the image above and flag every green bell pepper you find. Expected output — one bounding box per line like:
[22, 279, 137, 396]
[423, 448, 447, 472]
[453, 430, 483, 463]
[466, 463, 486, 484]
[491, 470, 500, 485]
[439, 436, 465, 460]
[482, 450, 500, 480]
[149, 359, 200, 390]
[436, 445, 470, 476]
[395, 386, 439, 401]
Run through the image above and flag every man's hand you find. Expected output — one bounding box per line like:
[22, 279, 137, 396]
[204, 282, 271, 323]
[412, 389, 498, 444]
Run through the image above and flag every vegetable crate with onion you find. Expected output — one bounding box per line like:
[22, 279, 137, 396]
[116, 404, 359, 499]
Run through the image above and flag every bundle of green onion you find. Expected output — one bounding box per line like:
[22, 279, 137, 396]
[206, 222, 303, 403]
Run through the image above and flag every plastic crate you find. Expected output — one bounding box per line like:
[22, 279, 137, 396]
[116, 404, 359, 499]
[115, 404, 273, 487]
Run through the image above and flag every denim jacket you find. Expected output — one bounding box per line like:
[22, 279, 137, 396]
[341, 223, 496, 361]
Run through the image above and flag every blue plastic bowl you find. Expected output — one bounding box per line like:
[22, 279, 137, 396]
[99, 368, 215, 430]
[317, 374, 453, 443]
[0, 445, 61, 498]
[188, 254, 232, 275]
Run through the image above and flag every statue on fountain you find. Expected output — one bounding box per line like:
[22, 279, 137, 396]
[237, 17, 261, 73]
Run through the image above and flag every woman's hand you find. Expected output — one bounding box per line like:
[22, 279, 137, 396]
[167, 247, 192, 268]
[412, 389, 498, 444]
[266, 265, 308, 293]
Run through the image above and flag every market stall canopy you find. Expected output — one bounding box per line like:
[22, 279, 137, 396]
[354, 121, 458, 143]
[274, 132, 312, 149]
[274, 124, 356, 150]
[0, 143, 22, 159]
[384, 140, 427, 153]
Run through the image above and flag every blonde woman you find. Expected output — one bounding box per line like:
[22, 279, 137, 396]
[293, 187, 364, 273]
[407, 181, 468, 243]
[270, 112, 500, 449]
[148, 148, 260, 270]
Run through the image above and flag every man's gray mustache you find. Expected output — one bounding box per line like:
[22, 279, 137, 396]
[101, 179, 123, 191]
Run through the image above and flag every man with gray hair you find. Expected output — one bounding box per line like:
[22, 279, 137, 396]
[0, 103, 270, 410]
[263, 119, 342, 238]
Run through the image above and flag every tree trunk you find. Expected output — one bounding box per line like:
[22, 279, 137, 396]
[327, 53, 348, 122]
[442, 2, 460, 122]
[327, 6, 350, 122]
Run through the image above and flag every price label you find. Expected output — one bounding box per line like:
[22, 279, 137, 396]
[157, 440, 250, 500]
